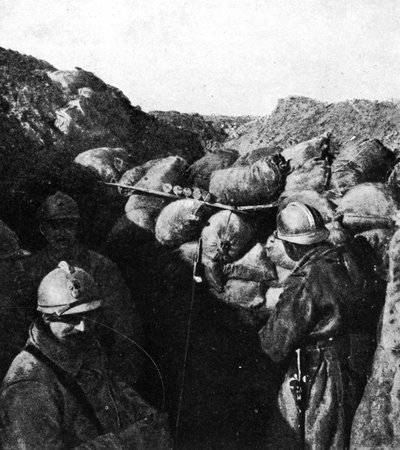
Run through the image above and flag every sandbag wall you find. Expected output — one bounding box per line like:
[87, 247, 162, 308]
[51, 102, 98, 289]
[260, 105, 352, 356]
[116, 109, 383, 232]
[81, 132, 400, 446]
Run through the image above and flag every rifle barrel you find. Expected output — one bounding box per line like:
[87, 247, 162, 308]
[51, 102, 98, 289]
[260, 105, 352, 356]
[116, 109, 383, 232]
[100, 181, 276, 214]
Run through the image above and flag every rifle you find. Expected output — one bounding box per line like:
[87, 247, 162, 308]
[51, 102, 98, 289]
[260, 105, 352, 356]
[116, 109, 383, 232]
[100, 181, 278, 215]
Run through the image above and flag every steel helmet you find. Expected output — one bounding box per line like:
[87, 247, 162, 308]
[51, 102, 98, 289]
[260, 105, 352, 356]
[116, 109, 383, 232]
[36, 191, 80, 222]
[37, 261, 101, 316]
[0, 220, 30, 260]
[277, 202, 329, 245]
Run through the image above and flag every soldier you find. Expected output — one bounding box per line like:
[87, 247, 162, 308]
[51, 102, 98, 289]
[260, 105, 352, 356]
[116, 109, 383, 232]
[0, 262, 171, 449]
[24, 191, 142, 383]
[259, 202, 358, 449]
[0, 220, 31, 380]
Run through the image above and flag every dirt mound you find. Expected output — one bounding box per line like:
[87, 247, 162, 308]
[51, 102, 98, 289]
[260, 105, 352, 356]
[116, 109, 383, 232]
[0, 47, 204, 245]
[223, 96, 400, 154]
[149, 110, 227, 150]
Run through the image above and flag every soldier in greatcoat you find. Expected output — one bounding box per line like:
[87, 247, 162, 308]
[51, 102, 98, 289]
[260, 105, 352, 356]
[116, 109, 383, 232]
[0, 262, 171, 449]
[259, 202, 359, 449]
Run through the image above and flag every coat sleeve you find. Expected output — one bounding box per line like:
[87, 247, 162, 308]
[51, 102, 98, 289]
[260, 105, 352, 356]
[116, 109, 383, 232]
[0, 381, 124, 450]
[258, 272, 315, 363]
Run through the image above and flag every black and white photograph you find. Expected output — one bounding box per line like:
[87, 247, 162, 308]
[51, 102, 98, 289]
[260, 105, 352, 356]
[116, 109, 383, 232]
[0, 0, 399, 448]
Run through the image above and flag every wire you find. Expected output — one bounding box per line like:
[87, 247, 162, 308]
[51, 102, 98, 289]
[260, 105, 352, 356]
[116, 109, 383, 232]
[174, 238, 201, 441]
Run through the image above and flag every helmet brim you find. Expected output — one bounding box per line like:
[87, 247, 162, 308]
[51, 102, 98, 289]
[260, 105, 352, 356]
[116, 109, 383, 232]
[38, 300, 102, 315]
[277, 228, 329, 245]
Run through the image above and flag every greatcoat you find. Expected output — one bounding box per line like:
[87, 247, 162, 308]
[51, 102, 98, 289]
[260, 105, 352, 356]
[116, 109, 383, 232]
[259, 244, 358, 450]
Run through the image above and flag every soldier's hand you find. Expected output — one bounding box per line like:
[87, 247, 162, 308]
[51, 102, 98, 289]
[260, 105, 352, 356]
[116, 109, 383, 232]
[118, 412, 172, 450]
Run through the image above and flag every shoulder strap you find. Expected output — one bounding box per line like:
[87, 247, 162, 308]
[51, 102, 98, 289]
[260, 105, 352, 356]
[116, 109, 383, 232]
[25, 343, 104, 435]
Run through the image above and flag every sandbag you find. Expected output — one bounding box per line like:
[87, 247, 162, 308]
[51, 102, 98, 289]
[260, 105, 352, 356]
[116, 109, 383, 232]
[281, 133, 331, 171]
[118, 166, 146, 196]
[279, 190, 336, 223]
[221, 243, 276, 311]
[142, 158, 165, 172]
[356, 228, 394, 281]
[74, 147, 132, 182]
[223, 243, 277, 283]
[189, 149, 239, 190]
[233, 145, 282, 167]
[387, 162, 400, 201]
[336, 138, 395, 182]
[265, 286, 284, 311]
[326, 221, 353, 247]
[284, 158, 329, 194]
[125, 156, 189, 231]
[223, 279, 266, 310]
[175, 241, 199, 268]
[119, 166, 146, 186]
[329, 159, 364, 196]
[209, 155, 286, 206]
[201, 211, 255, 294]
[155, 199, 212, 248]
[336, 183, 398, 230]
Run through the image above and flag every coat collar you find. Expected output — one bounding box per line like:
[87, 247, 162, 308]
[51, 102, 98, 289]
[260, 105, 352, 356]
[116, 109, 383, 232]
[292, 243, 338, 273]
[28, 320, 100, 377]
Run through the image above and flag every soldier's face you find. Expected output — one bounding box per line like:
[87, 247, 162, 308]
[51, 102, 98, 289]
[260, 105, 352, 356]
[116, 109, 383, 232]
[41, 219, 79, 250]
[266, 233, 295, 269]
[282, 240, 302, 261]
[48, 312, 98, 345]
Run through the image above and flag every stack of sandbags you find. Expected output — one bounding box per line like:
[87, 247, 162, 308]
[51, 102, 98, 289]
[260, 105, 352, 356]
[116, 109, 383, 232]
[209, 154, 287, 206]
[350, 227, 400, 449]
[155, 199, 213, 248]
[201, 211, 255, 297]
[125, 156, 189, 231]
[74, 147, 133, 182]
[281, 132, 331, 171]
[189, 148, 239, 190]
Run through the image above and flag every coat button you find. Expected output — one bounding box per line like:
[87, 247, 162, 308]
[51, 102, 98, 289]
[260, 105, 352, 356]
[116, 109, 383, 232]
[105, 405, 109, 411]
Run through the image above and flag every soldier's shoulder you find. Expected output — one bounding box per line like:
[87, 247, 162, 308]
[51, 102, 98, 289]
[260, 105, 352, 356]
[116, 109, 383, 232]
[2, 349, 55, 389]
